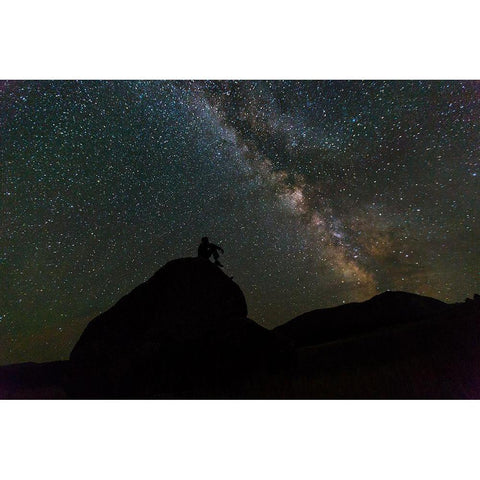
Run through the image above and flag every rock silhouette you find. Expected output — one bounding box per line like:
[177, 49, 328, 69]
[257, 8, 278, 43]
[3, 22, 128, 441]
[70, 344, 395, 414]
[1, 260, 479, 399]
[273, 291, 450, 348]
[0, 361, 68, 399]
[67, 257, 293, 398]
[274, 292, 480, 398]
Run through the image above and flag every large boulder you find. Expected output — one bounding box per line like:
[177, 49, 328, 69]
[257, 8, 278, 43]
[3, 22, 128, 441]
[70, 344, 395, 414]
[67, 257, 292, 398]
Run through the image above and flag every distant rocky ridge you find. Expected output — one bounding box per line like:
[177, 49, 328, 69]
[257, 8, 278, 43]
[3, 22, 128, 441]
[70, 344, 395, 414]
[291, 293, 480, 398]
[466, 293, 480, 303]
[273, 290, 451, 347]
[0, 258, 479, 399]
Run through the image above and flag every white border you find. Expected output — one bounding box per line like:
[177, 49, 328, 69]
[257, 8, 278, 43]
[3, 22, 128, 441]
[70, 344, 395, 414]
[1, 2, 479, 479]
[1, 1, 480, 79]
[1, 401, 479, 480]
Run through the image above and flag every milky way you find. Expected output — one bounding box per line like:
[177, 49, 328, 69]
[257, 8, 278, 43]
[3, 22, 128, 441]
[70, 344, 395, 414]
[1, 80, 479, 364]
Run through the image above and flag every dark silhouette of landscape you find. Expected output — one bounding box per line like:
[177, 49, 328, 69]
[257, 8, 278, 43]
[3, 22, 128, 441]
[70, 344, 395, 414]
[1, 257, 479, 399]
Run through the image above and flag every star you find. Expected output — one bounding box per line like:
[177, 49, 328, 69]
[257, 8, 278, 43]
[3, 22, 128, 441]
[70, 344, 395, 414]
[1, 80, 479, 364]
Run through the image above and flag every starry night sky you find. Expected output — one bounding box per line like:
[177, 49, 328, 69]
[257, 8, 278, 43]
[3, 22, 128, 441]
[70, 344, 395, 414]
[1, 80, 479, 365]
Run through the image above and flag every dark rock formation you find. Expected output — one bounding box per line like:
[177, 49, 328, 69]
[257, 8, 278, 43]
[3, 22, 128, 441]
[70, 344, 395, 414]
[0, 361, 68, 399]
[466, 293, 480, 303]
[67, 257, 293, 398]
[289, 294, 480, 398]
[273, 291, 450, 348]
[2, 258, 478, 399]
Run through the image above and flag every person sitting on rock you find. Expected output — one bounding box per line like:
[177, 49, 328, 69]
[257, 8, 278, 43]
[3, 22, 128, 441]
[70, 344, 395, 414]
[197, 236, 224, 267]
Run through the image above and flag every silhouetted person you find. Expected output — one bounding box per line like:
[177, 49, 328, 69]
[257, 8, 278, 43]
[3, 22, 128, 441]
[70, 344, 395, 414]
[198, 236, 224, 267]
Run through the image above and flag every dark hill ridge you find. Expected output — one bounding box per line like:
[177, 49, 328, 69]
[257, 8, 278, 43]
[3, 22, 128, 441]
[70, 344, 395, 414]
[291, 296, 480, 398]
[273, 290, 450, 348]
[67, 257, 293, 398]
[0, 257, 478, 398]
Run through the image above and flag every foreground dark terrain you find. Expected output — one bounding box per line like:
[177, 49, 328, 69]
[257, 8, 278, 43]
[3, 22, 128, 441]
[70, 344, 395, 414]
[1, 257, 479, 399]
